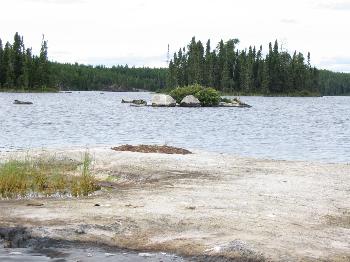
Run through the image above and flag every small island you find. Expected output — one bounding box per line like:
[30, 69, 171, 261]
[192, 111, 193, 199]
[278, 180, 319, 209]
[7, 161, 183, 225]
[123, 84, 252, 108]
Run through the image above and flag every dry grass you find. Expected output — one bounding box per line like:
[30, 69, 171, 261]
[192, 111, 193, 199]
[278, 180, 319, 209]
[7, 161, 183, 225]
[0, 152, 100, 199]
[111, 144, 192, 155]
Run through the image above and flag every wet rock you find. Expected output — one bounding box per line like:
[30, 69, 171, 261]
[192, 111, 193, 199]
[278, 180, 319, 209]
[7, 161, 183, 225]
[180, 95, 201, 107]
[219, 102, 251, 108]
[74, 226, 86, 235]
[13, 100, 33, 105]
[151, 94, 176, 107]
[121, 99, 147, 105]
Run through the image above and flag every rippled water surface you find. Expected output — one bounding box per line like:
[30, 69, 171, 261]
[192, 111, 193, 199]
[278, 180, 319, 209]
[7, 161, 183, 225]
[0, 92, 349, 162]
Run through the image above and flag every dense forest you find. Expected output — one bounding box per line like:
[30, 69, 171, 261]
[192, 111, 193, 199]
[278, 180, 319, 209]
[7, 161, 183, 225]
[0, 33, 51, 91]
[0, 32, 349, 95]
[0, 32, 166, 92]
[50, 63, 166, 91]
[167, 37, 350, 96]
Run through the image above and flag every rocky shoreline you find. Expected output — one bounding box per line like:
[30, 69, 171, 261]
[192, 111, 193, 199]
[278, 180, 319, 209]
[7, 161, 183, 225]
[0, 147, 349, 261]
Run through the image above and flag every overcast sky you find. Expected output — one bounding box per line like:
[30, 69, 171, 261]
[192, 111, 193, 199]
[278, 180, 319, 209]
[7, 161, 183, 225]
[1, 0, 350, 72]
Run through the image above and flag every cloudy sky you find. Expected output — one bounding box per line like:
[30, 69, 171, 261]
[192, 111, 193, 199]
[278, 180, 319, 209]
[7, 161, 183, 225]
[1, 0, 350, 72]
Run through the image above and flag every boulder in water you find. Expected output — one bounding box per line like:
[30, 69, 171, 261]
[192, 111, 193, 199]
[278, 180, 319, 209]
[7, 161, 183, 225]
[151, 94, 176, 107]
[180, 95, 201, 107]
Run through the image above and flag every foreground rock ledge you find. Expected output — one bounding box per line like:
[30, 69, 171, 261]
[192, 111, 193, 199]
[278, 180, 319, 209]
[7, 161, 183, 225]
[0, 147, 349, 261]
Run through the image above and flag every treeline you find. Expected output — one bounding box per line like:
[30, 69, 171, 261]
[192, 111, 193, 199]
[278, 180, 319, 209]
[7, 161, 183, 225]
[1, 33, 350, 95]
[167, 37, 322, 95]
[0, 33, 51, 90]
[50, 62, 166, 91]
[318, 70, 350, 95]
[0, 32, 166, 92]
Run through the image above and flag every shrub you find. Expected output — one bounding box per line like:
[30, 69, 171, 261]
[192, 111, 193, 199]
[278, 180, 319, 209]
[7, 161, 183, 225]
[195, 88, 221, 106]
[169, 84, 203, 103]
[169, 84, 220, 106]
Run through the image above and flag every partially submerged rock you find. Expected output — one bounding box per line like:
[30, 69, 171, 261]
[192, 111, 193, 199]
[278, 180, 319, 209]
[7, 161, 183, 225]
[180, 95, 201, 107]
[13, 100, 33, 105]
[121, 99, 147, 105]
[151, 94, 176, 107]
[219, 98, 251, 108]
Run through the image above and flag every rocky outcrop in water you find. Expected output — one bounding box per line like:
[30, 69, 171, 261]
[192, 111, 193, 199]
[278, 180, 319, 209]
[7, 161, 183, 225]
[151, 94, 176, 107]
[180, 95, 201, 107]
[121, 99, 147, 105]
[13, 100, 33, 105]
[219, 98, 252, 108]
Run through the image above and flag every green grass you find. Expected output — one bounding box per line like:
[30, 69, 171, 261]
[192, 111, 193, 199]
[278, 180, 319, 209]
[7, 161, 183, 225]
[0, 152, 100, 199]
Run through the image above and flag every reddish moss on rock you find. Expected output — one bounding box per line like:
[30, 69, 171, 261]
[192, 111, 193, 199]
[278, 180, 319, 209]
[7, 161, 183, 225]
[111, 145, 192, 155]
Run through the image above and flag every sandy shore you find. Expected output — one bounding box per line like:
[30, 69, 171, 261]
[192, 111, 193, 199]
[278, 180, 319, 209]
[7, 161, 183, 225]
[0, 147, 349, 261]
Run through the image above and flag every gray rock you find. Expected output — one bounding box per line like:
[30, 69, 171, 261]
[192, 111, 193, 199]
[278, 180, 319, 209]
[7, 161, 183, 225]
[13, 100, 33, 105]
[151, 94, 176, 107]
[180, 95, 201, 107]
[121, 99, 147, 105]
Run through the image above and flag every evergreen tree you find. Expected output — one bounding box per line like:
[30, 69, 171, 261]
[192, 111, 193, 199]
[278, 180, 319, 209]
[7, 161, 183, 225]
[0, 39, 4, 87]
[12, 32, 24, 87]
[3, 42, 15, 88]
[38, 35, 49, 88]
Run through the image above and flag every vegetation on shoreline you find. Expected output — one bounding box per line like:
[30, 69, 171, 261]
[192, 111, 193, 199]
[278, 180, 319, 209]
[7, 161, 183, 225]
[1, 32, 349, 95]
[0, 152, 99, 199]
[50, 62, 166, 91]
[169, 84, 221, 106]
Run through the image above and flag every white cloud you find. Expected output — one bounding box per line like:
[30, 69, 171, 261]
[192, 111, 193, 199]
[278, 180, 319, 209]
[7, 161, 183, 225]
[316, 0, 350, 10]
[0, 0, 349, 72]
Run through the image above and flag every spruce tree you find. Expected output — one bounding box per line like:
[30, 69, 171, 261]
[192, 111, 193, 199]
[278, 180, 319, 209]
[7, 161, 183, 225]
[3, 42, 15, 88]
[0, 39, 4, 88]
[12, 32, 24, 87]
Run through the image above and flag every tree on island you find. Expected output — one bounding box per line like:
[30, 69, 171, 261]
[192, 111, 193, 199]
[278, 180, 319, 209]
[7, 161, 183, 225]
[166, 37, 324, 96]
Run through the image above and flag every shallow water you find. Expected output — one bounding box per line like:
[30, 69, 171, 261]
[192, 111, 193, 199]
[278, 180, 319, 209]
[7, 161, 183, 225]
[0, 247, 184, 261]
[0, 92, 349, 162]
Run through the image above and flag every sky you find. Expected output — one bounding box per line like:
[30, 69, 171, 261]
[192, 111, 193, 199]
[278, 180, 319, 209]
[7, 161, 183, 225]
[1, 0, 350, 72]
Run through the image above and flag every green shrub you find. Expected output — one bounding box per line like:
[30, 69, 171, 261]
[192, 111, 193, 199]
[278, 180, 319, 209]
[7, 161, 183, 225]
[169, 84, 220, 106]
[169, 84, 203, 103]
[195, 88, 221, 106]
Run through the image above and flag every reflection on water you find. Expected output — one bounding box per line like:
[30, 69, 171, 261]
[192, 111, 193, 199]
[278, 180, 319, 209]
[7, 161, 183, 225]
[0, 92, 349, 163]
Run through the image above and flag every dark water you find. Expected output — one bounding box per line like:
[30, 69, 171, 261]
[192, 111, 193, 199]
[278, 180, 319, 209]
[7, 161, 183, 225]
[0, 92, 349, 163]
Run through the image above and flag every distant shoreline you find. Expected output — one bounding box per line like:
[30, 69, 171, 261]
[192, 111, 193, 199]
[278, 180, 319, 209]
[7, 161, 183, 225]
[0, 87, 58, 93]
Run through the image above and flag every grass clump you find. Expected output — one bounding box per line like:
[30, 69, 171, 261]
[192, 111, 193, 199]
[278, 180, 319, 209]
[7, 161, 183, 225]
[0, 152, 100, 199]
[169, 84, 220, 106]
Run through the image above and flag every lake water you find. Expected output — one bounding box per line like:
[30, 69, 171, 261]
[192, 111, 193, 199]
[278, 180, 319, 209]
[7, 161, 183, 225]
[0, 92, 349, 163]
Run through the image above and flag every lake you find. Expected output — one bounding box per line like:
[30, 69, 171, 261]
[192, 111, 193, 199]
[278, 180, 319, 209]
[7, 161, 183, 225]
[0, 92, 349, 163]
